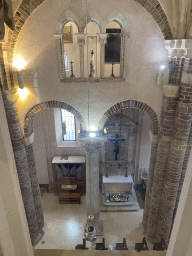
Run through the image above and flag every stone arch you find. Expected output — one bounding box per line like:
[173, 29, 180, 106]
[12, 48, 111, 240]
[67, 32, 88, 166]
[24, 100, 86, 138]
[104, 10, 126, 33]
[7, 0, 172, 65]
[98, 100, 159, 135]
[82, 9, 102, 32]
[58, 9, 80, 34]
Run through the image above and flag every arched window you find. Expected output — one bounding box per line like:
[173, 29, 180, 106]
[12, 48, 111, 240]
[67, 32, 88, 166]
[84, 21, 100, 77]
[63, 22, 80, 77]
[61, 109, 76, 141]
[105, 21, 121, 77]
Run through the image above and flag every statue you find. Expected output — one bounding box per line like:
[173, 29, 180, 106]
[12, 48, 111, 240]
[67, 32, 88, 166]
[89, 50, 95, 77]
[0, 0, 15, 40]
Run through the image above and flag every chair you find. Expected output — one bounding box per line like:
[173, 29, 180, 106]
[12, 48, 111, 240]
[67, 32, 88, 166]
[75, 239, 89, 250]
[115, 238, 128, 250]
[96, 238, 108, 250]
[135, 238, 148, 252]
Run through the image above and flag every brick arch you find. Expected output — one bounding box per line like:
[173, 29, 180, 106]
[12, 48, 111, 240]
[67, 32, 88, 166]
[7, 0, 172, 65]
[24, 100, 86, 137]
[98, 100, 159, 135]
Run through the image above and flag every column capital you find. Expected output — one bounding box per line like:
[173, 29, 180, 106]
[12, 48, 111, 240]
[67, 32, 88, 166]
[163, 84, 180, 98]
[149, 130, 158, 144]
[78, 135, 106, 154]
[77, 33, 85, 45]
[165, 39, 192, 58]
[99, 34, 108, 45]
[2, 89, 18, 102]
[25, 132, 34, 146]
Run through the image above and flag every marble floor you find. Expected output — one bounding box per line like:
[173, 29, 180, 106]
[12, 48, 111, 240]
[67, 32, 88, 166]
[34, 191, 152, 252]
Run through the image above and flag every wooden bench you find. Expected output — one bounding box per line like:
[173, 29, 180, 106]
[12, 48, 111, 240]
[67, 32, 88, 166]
[59, 192, 81, 204]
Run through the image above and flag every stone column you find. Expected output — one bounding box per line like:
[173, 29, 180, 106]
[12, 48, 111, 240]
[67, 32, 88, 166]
[99, 34, 107, 78]
[142, 133, 158, 231]
[54, 34, 66, 79]
[175, 126, 192, 210]
[78, 135, 104, 234]
[120, 32, 131, 78]
[0, 42, 8, 90]
[156, 82, 192, 242]
[25, 134, 44, 230]
[0, 90, 34, 256]
[127, 130, 135, 175]
[77, 34, 85, 78]
[145, 84, 180, 241]
[2, 90, 39, 245]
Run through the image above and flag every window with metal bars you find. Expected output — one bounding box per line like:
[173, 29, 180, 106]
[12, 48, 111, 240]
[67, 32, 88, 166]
[61, 109, 76, 141]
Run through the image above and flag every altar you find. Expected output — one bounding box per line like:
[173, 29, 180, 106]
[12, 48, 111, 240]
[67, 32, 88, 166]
[102, 175, 133, 194]
[101, 175, 140, 211]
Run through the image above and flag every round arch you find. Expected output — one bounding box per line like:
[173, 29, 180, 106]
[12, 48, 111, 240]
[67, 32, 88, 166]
[60, 19, 80, 34]
[98, 100, 159, 135]
[7, 0, 172, 64]
[83, 18, 101, 33]
[104, 10, 126, 33]
[24, 100, 86, 138]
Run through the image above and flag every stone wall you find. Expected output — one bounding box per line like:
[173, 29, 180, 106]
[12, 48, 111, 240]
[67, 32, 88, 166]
[2, 92, 44, 245]
[143, 40, 192, 244]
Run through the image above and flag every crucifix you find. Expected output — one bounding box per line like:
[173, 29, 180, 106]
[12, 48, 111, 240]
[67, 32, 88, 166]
[70, 61, 75, 78]
[108, 134, 125, 160]
[110, 63, 115, 77]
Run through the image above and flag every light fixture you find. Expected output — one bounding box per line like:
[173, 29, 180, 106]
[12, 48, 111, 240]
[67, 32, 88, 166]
[157, 64, 166, 85]
[13, 58, 26, 70]
[89, 132, 96, 137]
[18, 88, 28, 100]
[160, 65, 165, 70]
[12, 58, 27, 89]
[90, 126, 96, 131]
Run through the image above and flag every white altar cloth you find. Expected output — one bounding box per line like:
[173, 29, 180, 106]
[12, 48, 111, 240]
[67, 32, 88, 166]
[102, 175, 133, 194]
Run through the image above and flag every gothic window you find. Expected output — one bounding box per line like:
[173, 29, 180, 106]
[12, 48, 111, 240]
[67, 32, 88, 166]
[84, 21, 100, 77]
[62, 22, 80, 77]
[61, 109, 76, 141]
[105, 21, 121, 77]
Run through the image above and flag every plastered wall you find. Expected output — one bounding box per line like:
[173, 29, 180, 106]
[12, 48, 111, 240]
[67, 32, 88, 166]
[13, 0, 167, 131]
[33, 107, 150, 184]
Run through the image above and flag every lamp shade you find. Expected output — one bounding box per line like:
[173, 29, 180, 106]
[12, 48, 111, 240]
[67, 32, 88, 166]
[17, 70, 24, 89]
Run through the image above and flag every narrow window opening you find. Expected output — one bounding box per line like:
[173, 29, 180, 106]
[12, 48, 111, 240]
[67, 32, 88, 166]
[64, 53, 69, 71]
[61, 109, 76, 141]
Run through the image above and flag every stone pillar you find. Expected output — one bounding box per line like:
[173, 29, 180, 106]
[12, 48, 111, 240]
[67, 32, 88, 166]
[0, 90, 34, 256]
[0, 42, 8, 90]
[77, 34, 85, 78]
[144, 84, 180, 241]
[166, 149, 192, 256]
[127, 130, 135, 175]
[99, 34, 107, 78]
[2, 90, 40, 245]
[78, 135, 104, 234]
[54, 34, 66, 79]
[175, 126, 192, 209]
[25, 134, 44, 230]
[156, 82, 192, 242]
[142, 133, 158, 231]
[120, 32, 131, 78]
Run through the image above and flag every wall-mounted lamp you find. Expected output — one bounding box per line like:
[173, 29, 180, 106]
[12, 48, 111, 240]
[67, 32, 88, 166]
[12, 58, 26, 89]
[157, 64, 166, 85]
[13, 58, 29, 99]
